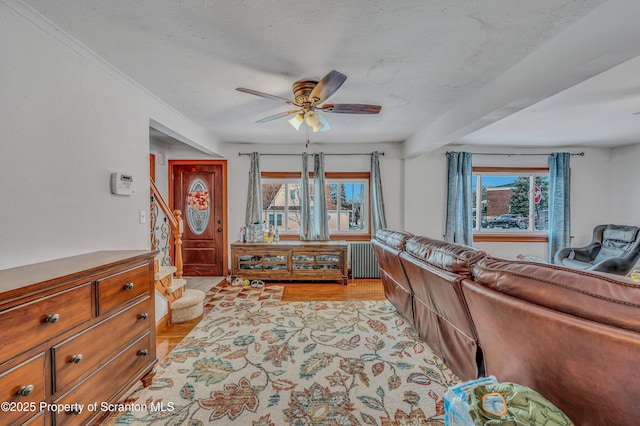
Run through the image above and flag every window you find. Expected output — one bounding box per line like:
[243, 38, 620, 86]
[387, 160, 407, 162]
[472, 167, 549, 241]
[260, 172, 370, 239]
[327, 181, 367, 233]
[268, 213, 283, 227]
[261, 179, 302, 232]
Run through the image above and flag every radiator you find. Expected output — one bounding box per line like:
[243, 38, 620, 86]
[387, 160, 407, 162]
[350, 242, 380, 278]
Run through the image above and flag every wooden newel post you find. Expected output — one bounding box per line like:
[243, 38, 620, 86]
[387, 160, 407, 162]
[173, 209, 184, 278]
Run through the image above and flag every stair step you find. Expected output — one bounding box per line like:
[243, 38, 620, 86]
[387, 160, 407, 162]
[155, 265, 177, 281]
[170, 289, 206, 324]
[167, 278, 187, 294]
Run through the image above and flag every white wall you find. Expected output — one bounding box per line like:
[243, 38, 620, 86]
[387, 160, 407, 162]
[404, 145, 614, 260]
[610, 143, 640, 225]
[0, 2, 222, 269]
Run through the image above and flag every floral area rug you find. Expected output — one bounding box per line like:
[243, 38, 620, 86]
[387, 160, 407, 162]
[104, 300, 459, 425]
[203, 284, 284, 311]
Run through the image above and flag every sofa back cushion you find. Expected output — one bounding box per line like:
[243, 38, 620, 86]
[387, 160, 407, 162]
[371, 229, 415, 326]
[374, 229, 413, 250]
[405, 236, 486, 275]
[372, 230, 413, 284]
[472, 257, 640, 332]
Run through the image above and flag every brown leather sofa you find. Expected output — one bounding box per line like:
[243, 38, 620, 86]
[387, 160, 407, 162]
[371, 229, 414, 326]
[372, 229, 640, 425]
[400, 236, 486, 381]
[463, 257, 640, 426]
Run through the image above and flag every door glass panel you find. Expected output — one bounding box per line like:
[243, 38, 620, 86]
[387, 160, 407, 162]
[186, 179, 210, 235]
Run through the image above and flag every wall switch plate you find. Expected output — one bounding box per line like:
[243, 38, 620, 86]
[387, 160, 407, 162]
[139, 210, 146, 224]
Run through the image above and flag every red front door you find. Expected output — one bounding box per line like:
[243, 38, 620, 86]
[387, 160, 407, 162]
[172, 162, 225, 276]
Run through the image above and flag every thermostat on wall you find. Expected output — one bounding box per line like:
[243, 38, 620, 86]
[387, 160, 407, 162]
[110, 172, 136, 196]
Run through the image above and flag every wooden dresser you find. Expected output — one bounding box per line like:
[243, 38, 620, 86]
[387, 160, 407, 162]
[231, 241, 348, 284]
[0, 250, 157, 426]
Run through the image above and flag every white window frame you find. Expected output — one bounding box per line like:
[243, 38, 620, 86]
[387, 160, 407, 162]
[472, 167, 550, 242]
[260, 172, 371, 239]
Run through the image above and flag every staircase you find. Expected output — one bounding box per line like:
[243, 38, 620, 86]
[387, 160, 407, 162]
[150, 178, 205, 324]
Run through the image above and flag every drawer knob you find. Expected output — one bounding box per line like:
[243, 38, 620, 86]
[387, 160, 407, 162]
[70, 354, 83, 364]
[17, 385, 34, 397]
[124, 282, 135, 290]
[138, 313, 148, 320]
[44, 313, 60, 323]
[70, 407, 82, 415]
[137, 349, 149, 357]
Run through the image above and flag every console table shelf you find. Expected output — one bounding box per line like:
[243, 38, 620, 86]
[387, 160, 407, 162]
[231, 241, 348, 284]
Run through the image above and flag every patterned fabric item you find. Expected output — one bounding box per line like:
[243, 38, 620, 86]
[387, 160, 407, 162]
[103, 300, 460, 425]
[466, 382, 574, 426]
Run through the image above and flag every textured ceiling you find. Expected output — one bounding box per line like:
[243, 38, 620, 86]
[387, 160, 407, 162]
[20, 0, 640, 155]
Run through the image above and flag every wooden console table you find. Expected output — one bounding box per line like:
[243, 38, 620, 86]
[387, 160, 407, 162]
[0, 250, 157, 426]
[231, 241, 348, 284]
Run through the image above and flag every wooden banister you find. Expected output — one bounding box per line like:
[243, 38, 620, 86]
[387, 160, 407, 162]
[150, 178, 183, 278]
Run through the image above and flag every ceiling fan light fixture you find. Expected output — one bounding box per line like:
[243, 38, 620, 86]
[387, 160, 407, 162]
[288, 112, 304, 130]
[305, 110, 321, 127]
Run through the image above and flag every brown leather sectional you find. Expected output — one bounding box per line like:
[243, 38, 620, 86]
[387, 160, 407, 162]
[372, 229, 640, 426]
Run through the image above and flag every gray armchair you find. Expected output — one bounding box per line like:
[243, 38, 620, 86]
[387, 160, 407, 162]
[554, 224, 640, 275]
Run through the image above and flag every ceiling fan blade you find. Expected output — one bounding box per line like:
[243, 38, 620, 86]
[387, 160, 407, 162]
[255, 110, 300, 123]
[319, 103, 382, 114]
[309, 70, 347, 104]
[236, 87, 297, 105]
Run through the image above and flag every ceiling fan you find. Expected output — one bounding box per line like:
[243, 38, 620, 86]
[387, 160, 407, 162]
[236, 70, 381, 136]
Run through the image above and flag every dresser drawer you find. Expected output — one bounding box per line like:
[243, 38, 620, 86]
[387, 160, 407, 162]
[97, 264, 149, 314]
[0, 353, 46, 426]
[53, 296, 152, 394]
[23, 411, 45, 425]
[0, 284, 92, 362]
[53, 333, 153, 426]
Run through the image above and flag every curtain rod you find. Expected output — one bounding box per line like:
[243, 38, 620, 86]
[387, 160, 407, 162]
[238, 152, 384, 156]
[446, 151, 584, 157]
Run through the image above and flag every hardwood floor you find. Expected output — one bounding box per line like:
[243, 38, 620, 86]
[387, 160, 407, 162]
[155, 279, 386, 360]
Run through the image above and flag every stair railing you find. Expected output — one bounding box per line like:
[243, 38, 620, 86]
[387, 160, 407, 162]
[150, 178, 183, 278]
